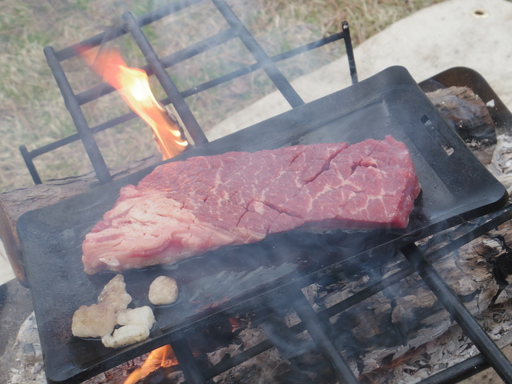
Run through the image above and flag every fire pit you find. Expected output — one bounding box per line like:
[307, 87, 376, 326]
[4, 1, 512, 383]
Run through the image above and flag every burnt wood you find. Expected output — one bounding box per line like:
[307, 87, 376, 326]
[420, 67, 512, 138]
[426, 86, 495, 141]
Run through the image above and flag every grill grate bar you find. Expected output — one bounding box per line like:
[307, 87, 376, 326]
[211, 0, 305, 109]
[202, 336, 274, 380]
[74, 28, 238, 106]
[291, 287, 360, 384]
[341, 21, 358, 84]
[53, 0, 206, 62]
[122, 11, 209, 146]
[74, 27, 352, 107]
[22, 30, 351, 167]
[402, 243, 512, 383]
[192, 286, 361, 383]
[24, 0, 357, 185]
[19, 145, 42, 185]
[172, 337, 207, 384]
[419, 354, 489, 384]
[179, 30, 352, 99]
[41, 46, 112, 185]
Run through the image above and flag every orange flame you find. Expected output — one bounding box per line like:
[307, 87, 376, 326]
[77, 46, 188, 160]
[124, 345, 177, 384]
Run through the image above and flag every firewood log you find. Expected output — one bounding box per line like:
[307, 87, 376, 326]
[0, 155, 160, 285]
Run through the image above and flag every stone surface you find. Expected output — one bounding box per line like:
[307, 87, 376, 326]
[0, 239, 15, 285]
[0, 279, 34, 384]
[207, 0, 512, 141]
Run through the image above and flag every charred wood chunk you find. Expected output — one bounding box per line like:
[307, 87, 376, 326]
[493, 252, 512, 288]
[426, 86, 496, 144]
[475, 233, 512, 293]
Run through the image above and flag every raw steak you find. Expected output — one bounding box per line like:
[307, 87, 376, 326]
[82, 135, 420, 274]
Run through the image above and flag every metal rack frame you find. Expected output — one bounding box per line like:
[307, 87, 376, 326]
[20, 0, 357, 186]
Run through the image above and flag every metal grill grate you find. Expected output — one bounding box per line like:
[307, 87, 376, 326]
[19, 0, 357, 186]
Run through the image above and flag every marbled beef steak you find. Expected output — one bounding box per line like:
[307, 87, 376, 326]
[82, 135, 420, 274]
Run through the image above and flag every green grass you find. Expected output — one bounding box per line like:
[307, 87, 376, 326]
[0, 0, 445, 193]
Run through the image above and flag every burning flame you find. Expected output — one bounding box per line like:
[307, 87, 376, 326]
[124, 345, 177, 384]
[77, 46, 188, 159]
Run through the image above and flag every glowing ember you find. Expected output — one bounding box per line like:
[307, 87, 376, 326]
[77, 46, 188, 159]
[124, 345, 177, 384]
[229, 317, 242, 331]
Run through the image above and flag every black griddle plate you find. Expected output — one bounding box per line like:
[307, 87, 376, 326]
[17, 66, 508, 384]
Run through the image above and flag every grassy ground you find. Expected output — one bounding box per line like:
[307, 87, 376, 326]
[0, 0, 444, 193]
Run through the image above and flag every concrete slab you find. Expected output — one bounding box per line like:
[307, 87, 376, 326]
[0, 240, 15, 286]
[207, 0, 512, 141]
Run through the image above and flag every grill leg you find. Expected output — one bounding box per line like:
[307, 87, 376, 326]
[171, 337, 206, 384]
[401, 243, 512, 383]
[291, 288, 360, 384]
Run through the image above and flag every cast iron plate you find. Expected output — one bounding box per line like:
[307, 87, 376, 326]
[18, 66, 508, 383]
